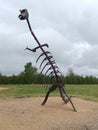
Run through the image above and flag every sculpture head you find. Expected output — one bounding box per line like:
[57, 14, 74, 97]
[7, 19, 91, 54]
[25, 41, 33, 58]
[18, 9, 29, 20]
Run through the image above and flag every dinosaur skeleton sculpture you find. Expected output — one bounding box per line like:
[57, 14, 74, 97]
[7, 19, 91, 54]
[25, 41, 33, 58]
[18, 9, 77, 112]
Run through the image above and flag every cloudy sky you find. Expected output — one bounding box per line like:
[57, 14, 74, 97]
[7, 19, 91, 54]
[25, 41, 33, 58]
[0, 0, 98, 76]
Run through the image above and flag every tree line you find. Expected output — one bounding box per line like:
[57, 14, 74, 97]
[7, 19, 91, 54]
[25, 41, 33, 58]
[0, 62, 98, 84]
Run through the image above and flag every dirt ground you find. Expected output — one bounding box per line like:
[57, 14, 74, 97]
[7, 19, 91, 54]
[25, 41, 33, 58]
[0, 97, 98, 130]
[0, 87, 8, 91]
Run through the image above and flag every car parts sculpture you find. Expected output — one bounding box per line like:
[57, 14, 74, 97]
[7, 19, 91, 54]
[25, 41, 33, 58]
[18, 9, 77, 112]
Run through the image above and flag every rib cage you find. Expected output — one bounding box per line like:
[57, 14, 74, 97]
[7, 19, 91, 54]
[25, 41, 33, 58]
[26, 46, 62, 77]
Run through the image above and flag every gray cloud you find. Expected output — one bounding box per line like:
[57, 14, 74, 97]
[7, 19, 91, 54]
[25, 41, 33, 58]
[0, 0, 98, 76]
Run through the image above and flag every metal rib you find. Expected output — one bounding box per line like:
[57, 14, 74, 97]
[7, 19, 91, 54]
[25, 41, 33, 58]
[55, 70, 62, 75]
[48, 71, 54, 77]
[45, 51, 51, 55]
[39, 57, 47, 69]
[36, 53, 44, 63]
[47, 55, 54, 61]
[39, 55, 53, 69]
[41, 61, 55, 74]
[36, 51, 51, 63]
[51, 65, 59, 71]
[48, 69, 62, 77]
[40, 62, 50, 73]
[45, 67, 52, 75]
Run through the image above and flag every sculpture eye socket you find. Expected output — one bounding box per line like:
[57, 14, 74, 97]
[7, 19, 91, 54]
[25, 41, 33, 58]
[18, 15, 22, 19]
[18, 15, 25, 20]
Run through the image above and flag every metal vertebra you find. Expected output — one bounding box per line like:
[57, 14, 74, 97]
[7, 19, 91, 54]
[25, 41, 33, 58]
[18, 9, 77, 112]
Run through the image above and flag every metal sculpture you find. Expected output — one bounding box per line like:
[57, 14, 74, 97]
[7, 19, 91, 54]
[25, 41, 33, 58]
[18, 9, 77, 112]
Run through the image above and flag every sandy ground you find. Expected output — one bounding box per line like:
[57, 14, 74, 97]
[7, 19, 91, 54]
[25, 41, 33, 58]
[0, 97, 98, 130]
[0, 87, 8, 90]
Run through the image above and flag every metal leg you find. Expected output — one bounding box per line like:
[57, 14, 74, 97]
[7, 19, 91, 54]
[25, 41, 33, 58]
[41, 84, 57, 105]
[59, 86, 66, 102]
[59, 85, 77, 112]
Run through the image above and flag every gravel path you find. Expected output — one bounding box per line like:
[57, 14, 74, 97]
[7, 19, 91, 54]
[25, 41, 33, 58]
[0, 97, 98, 130]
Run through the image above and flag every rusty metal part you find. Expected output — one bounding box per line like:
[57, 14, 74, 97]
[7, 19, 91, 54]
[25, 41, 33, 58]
[33, 44, 49, 52]
[40, 61, 55, 73]
[36, 51, 51, 63]
[39, 56, 53, 69]
[18, 9, 77, 112]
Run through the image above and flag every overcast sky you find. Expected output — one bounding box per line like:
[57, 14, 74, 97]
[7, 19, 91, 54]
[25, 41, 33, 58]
[0, 0, 98, 76]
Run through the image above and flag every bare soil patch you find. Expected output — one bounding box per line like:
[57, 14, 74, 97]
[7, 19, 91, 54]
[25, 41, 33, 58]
[0, 87, 8, 91]
[0, 97, 98, 130]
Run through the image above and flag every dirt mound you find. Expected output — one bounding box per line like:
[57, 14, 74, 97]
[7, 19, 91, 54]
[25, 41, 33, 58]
[0, 97, 98, 130]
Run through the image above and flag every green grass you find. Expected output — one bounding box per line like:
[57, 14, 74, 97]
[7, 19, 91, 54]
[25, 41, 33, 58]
[0, 84, 46, 98]
[66, 84, 98, 102]
[0, 84, 98, 102]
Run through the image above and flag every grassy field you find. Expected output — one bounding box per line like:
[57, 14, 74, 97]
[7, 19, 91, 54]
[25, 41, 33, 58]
[0, 84, 98, 101]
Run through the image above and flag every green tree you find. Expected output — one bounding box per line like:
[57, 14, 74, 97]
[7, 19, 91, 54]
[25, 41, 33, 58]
[23, 62, 38, 84]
